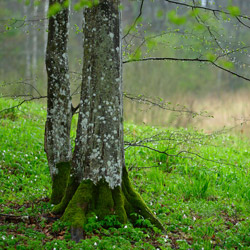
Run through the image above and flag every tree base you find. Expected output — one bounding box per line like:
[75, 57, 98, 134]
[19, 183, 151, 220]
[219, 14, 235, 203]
[52, 167, 164, 241]
[50, 162, 71, 205]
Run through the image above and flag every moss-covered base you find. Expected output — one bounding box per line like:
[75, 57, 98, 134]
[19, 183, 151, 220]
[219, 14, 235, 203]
[61, 179, 127, 227]
[53, 166, 164, 241]
[50, 162, 71, 205]
[52, 174, 79, 214]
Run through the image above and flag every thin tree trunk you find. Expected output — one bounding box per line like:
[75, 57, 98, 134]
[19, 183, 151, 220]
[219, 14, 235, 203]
[44, 0, 49, 72]
[24, 3, 31, 90]
[32, 3, 38, 94]
[45, 0, 72, 205]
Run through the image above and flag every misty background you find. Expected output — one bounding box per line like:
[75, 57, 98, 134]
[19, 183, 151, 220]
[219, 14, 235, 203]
[1, 0, 250, 133]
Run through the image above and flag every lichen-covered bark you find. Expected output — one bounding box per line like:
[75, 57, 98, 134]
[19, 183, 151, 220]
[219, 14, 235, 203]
[50, 1, 164, 239]
[45, 0, 72, 204]
[72, 0, 123, 188]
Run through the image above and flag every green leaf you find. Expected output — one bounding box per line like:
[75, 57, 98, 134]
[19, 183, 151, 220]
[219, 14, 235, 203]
[74, 0, 99, 11]
[63, 0, 70, 8]
[118, 4, 124, 11]
[146, 39, 157, 50]
[48, 3, 62, 17]
[157, 10, 163, 18]
[168, 10, 186, 25]
[194, 23, 205, 31]
[206, 52, 216, 62]
[129, 49, 142, 61]
[34, 0, 41, 6]
[189, 8, 200, 17]
[227, 6, 241, 17]
[220, 60, 234, 70]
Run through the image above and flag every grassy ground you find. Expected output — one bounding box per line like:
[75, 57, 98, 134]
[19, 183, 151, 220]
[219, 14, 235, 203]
[1, 98, 250, 249]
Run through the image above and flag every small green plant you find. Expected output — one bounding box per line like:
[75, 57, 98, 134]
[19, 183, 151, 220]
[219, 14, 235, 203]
[83, 214, 102, 232]
[52, 220, 70, 233]
[131, 213, 153, 228]
[100, 215, 122, 228]
[2, 99, 250, 249]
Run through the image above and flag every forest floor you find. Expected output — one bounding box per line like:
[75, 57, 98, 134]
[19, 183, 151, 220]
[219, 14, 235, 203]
[1, 99, 250, 249]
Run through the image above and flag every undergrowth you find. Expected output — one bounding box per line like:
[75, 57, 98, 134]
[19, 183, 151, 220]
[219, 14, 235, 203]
[1, 98, 250, 249]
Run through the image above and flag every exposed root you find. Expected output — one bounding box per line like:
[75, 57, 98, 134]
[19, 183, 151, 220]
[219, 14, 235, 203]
[52, 174, 79, 214]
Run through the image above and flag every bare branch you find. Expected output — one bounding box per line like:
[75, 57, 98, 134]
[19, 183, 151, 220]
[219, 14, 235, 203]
[124, 92, 212, 117]
[122, 0, 144, 40]
[0, 96, 47, 114]
[123, 57, 250, 82]
[164, 0, 250, 21]
[125, 142, 236, 167]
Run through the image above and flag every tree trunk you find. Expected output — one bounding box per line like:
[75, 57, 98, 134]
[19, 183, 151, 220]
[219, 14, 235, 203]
[45, 0, 72, 205]
[51, 1, 164, 241]
[24, 3, 31, 87]
[43, 0, 49, 73]
[32, 3, 38, 94]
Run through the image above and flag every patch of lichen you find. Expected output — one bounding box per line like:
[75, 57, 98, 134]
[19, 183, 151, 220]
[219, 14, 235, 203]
[52, 174, 79, 215]
[61, 180, 94, 228]
[122, 166, 165, 231]
[50, 162, 71, 205]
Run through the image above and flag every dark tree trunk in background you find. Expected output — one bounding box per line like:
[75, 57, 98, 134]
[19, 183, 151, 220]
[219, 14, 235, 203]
[45, 0, 72, 205]
[24, 3, 31, 85]
[44, 0, 49, 71]
[32, 2, 38, 93]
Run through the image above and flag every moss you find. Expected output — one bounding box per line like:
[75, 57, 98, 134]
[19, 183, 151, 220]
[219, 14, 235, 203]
[50, 162, 71, 205]
[57, 171, 163, 238]
[94, 180, 114, 219]
[112, 186, 127, 224]
[61, 179, 127, 228]
[61, 180, 94, 228]
[122, 166, 165, 231]
[52, 174, 79, 215]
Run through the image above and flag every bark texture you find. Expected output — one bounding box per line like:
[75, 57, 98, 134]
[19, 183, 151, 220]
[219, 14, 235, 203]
[72, 0, 123, 188]
[45, 0, 72, 204]
[52, 2, 164, 241]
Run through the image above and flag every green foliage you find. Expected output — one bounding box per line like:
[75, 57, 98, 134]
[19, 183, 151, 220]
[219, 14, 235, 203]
[206, 52, 216, 62]
[74, 0, 99, 11]
[219, 60, 234, 70]
[52, 220, 70, 233]
[48, 3, 62, 17]
[227, 5, 241, 17]
[2, 99, 250, 248]
[167, 10, 187, 25]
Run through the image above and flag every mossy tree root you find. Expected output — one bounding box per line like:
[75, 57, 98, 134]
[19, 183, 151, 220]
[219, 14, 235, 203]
[59, 179, 128, 242]
[61, 179, 127, 226]
[121, 166, 165, 231]
[52, 174, 79, 214]
[54, 166, 164, 237]
[50, 162, 71, 205]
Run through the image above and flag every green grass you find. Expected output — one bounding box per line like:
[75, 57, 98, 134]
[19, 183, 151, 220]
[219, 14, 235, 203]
[1, 98, 250, 249]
